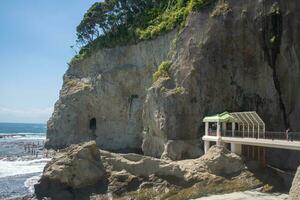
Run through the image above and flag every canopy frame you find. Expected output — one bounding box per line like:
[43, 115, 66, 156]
[203, 111, 265, 138]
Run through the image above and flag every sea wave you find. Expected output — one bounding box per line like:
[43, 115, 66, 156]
[24, 174, 42, 193]
[0, 132, 46, 140]
[0, 158, 50, 178]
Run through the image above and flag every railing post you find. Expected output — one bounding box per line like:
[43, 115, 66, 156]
[232, 122, 235, 137]
[217, 122, 222, 146]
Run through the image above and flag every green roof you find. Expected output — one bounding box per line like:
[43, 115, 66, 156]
[203, 112, 238, 123]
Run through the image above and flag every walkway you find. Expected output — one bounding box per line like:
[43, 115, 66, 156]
[202, 135, 300, 151]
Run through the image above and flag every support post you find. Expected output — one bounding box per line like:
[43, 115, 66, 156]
[205, 122, 209, 136]
[232, 122, 235, 137]
[204, 141, 210, 154]
[231, 143, 242, 155]
[222, 122, 227, 136]
[217, 122, 222, 146]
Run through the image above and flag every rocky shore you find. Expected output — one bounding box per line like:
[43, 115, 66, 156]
[32, 141, 271, 200]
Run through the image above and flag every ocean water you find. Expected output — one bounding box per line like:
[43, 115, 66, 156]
[0, 123, 49, 199]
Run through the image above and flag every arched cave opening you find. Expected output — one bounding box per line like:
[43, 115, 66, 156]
[89, 118, 97, 131]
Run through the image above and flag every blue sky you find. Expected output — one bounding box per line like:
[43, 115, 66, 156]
[0, 0, 98, 123]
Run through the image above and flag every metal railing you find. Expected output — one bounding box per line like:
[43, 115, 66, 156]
[264, 131, 300, 141]
[207, 130, 300, 141]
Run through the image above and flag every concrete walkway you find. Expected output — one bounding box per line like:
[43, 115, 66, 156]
[203, 135, 300, 151]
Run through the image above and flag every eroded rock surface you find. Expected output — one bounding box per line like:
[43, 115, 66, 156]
[35, 143, 262, 200]
[200, 146, 244, 176]
[288, 166, 300, 200]
[34, 141, 106, 200]
[98, 144, 261, 199]
[46, 31, 177, 151]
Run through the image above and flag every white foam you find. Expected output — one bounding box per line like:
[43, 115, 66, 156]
[24, 174, 42, 193]
[0, 132, 46, 141]
[15, 135, 46, 140]
[0, 158, 50, 178]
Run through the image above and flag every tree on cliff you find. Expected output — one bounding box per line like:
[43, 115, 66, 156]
[76, 0, 178, 45]
[74, 0, 212, 61]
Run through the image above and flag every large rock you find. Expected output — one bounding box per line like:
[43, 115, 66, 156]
[288, 166, 300, 200]
[101, 145, 244, 183]
[97, 146, 261, 199]
[35, 141, 106, 200]
[200, 145, 245, 176]
[35, 142, 262, 200]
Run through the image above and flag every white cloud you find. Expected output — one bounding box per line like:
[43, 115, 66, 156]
[0, 107, 53, 123]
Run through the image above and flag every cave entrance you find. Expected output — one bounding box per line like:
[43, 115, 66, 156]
[89, 118, 97, 131]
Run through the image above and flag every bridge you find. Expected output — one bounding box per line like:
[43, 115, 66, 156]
[202, 112, 300, 160]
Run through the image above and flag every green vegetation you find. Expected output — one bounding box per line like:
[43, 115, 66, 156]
[64, 79, 92, 90]
[153, 60, 172, 81]
[160, 86, 167, 93]
[72, 0, 214, 62]
[174, 86, 185, 94]
[210, 1, 229, 17]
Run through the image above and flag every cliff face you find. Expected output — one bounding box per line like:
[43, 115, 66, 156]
[142, 0, 300, 167]
[46, 31, 177, 151]
[47, 0, 300, 168]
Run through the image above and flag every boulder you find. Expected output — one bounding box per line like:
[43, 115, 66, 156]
[35, 142, 261, 200]
[161, 140, 203, 160]
[98, 147, 260, 199]
[288, 166, 300, 200]
[101, 145, 244, 183]
[35, 141, 106, 200]
[200, 145, 245, 176]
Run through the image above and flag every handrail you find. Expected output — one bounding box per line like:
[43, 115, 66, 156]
[213, 130, 300, 141]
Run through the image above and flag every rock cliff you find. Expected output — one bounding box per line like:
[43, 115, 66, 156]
[142, 0, 300, 166]
[46, 31, 177, 151]
[47, 0, 300, 168]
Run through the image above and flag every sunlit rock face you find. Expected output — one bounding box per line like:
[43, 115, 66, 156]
[47, 0, 300, 167]
[142, 0, 300, 167]
[45, 31, 176, 152]
[35, 141, 106, 200]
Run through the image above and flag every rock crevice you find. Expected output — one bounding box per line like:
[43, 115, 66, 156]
[260, 2, 289, 129]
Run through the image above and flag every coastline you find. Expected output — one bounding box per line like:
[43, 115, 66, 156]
[0, 126, 48, 199]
